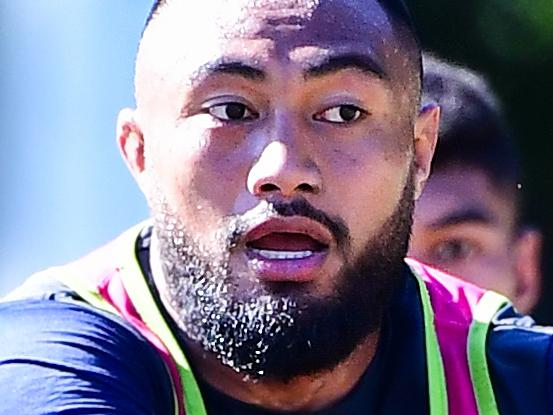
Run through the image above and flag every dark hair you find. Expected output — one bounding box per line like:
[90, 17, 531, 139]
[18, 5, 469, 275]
[144, 0, 166, 31]
[378, 0, 423, 91]
[422, 54, 522, 196]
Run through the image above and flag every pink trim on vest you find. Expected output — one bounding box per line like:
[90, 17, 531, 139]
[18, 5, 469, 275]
[407, 258, 485, 415]
[100, 271, 186, 415]
[65, 243, 186, 415]
[63, 234, 488, 415]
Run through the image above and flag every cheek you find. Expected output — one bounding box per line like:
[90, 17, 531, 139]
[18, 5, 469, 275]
[462, 260, 518, 297]
[148, 120, 252, 217]
[321, 135, 412, 248]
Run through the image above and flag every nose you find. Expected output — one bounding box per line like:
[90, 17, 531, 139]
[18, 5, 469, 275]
[247, 141, 322, 198]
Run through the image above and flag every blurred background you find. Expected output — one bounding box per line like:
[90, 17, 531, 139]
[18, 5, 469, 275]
[1, 1, 552, 320]
[0, 1, 150, 295]
[408, 0, 553, 321]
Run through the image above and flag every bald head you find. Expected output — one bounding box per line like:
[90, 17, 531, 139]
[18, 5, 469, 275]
[146, 0, 416, 33]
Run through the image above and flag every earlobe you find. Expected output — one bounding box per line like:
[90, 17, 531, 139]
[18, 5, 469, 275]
[117, 108, 146, 176]
[412, 104, 440, 199]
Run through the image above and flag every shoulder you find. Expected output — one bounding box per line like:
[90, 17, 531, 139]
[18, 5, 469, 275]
[1, 270, 73, 302]
[0, 299, 174, 415]
[1, 222, 152, 304]
[405, 260, 553, 413]
[487, 305, 553, 415]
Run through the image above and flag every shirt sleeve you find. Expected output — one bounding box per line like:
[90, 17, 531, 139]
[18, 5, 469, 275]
[0, 299, 175, 415]
[487, 305, 553, 415]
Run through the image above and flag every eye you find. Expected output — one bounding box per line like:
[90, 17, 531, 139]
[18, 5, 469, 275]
[207, 102, 258, 122]
[431, 239, 477, 264]
[315, 104, 367, 124]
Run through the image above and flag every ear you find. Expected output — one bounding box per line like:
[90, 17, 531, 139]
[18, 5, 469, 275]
[512, 227, 543, 314]
[413, 104, 440, 199]
[117, 108, 148, 192]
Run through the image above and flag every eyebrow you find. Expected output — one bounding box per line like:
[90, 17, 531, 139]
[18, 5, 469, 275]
[429, 207, 497, 229]
[304, 53, 387, 80]
[189, 53, 386, 87]
[189, 58, 266, 86]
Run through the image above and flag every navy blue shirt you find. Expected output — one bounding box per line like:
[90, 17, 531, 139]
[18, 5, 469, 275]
[1, 237, 552, 414]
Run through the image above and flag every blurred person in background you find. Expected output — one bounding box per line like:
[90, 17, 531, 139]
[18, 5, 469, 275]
[409, 55, 543, 314]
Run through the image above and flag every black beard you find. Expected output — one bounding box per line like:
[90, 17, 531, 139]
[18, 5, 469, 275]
[153, 177, 414, 382]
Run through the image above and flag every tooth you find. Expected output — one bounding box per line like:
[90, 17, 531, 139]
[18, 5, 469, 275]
[252, 249, 313, 260]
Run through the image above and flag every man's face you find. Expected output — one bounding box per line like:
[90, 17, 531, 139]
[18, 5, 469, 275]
[120, 0, 438, 379]
[409, 165, 542, 313]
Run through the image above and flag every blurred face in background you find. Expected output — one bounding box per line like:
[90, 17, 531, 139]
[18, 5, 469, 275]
[409, 164, 542, 314]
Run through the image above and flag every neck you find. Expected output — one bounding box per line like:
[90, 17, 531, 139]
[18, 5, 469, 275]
[185, 332, 380, 412]
[149, 234, 381, 412]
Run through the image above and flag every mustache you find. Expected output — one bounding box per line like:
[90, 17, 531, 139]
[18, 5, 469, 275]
[228, 198, 351, 249]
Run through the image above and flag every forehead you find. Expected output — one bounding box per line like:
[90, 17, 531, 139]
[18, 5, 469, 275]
[415, 166, 517, 228]
[149, 0, 394, 40]
[137, 0, 411, 91]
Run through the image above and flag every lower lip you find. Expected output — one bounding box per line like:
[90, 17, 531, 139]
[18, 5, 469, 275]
[245, 249, 329, 282]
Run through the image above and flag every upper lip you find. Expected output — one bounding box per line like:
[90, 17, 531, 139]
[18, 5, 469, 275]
[244, 216, 333, 248]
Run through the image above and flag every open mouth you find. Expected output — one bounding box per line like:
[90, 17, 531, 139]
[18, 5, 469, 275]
[243, 218, 332, 282]
[247, 232, 328, 260]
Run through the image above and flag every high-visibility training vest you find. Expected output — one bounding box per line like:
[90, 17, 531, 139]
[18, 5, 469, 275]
[31, 223, 509, 415]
